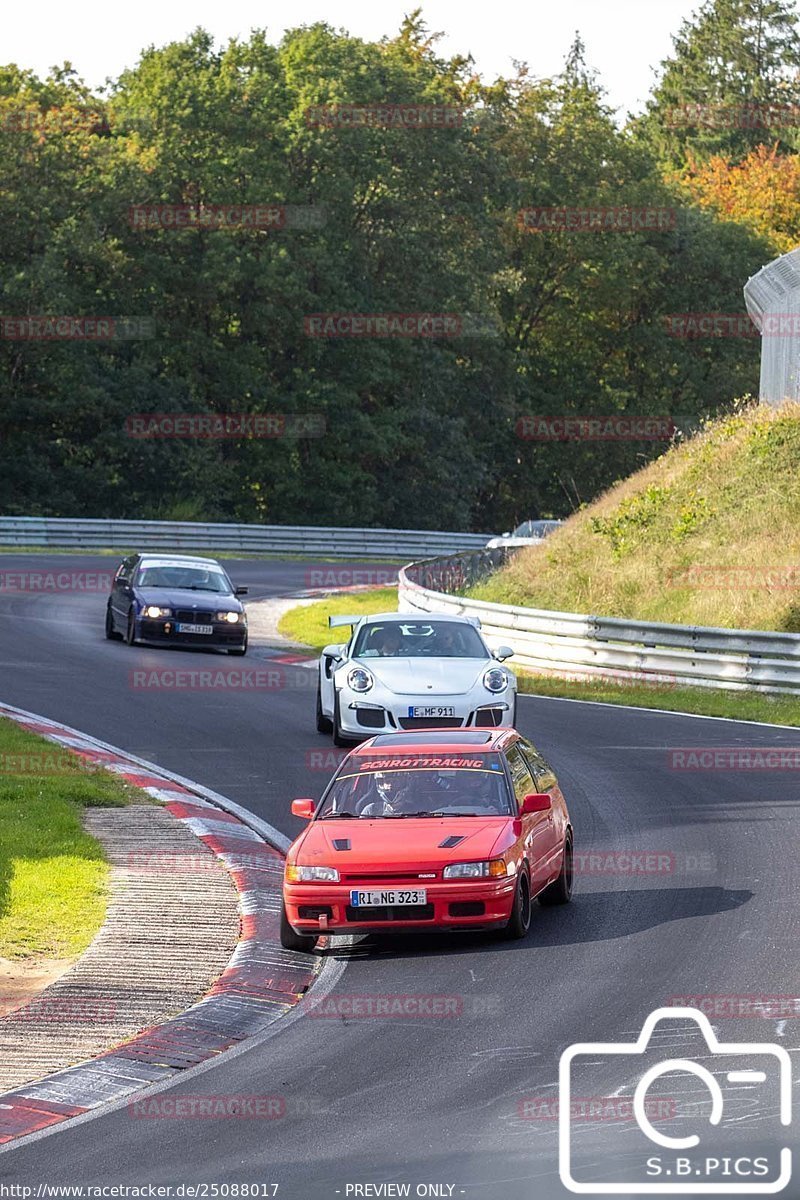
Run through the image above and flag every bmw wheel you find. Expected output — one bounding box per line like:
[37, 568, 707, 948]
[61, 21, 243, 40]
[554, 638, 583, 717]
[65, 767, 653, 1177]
[105, 606, 121, 640]
[228, 633, 248, 657]
[125, 608, 138, 646]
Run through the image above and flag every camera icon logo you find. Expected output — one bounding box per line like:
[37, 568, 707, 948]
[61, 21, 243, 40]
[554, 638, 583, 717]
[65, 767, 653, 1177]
[559, 1006, 791, 1194]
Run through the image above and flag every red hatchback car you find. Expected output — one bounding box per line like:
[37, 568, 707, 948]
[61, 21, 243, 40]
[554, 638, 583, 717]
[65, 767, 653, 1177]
[281, 729, 573, 950]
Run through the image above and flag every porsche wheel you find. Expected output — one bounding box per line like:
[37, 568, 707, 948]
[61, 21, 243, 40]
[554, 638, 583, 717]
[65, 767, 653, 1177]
[125, 608, 138, 646]
[332, 692, 349, 747]
[539, 836, 573, 906]
[316, 682, 333, 734]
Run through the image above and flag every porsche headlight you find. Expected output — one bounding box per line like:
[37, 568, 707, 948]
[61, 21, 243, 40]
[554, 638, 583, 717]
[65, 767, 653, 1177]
[285, 864, 340, 882]
[143, 605, 172, 618]
[216, 611, 241, 623]
[443, 860, 509, 879]
[347, 667, 373, 693]
[483, 667, 508, 693]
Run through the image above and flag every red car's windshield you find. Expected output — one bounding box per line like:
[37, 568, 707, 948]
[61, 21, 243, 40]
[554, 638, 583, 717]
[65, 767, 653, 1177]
[318, 753, 512, 818]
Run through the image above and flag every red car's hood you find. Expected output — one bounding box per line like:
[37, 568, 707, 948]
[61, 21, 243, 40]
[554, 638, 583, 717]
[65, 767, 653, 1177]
[295, 817, 511, 872]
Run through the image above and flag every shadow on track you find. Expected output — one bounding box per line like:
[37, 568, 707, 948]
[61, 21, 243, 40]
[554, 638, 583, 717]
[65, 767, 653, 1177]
[321, 885, 752, 961]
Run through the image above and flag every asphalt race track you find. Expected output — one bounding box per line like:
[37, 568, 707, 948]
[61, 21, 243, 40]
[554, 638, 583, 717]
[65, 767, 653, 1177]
[1, 555, 798, 1199]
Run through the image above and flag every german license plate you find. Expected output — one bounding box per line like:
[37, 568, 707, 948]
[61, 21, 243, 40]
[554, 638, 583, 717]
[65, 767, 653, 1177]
[350, 889, 427, 907]
[409, 705, 455, 718]
[177, 623, 214, 635]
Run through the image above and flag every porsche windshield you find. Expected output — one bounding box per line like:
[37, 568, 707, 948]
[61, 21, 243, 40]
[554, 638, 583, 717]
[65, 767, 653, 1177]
[352, 620, 486, 659]
[318, 754, 512, 818]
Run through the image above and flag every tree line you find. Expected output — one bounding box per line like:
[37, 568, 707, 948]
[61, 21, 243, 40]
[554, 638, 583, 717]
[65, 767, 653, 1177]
[1, 1, 797, 530]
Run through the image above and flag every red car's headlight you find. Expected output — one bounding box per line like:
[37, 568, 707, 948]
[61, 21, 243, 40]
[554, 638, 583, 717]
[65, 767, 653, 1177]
[443, 859, 508, 879]
[286, 864, 339, 882]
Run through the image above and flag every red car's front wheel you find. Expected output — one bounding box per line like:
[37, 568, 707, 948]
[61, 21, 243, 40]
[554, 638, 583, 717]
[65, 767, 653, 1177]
[502, 872, 531, 939]
[280, 902, 317, 953]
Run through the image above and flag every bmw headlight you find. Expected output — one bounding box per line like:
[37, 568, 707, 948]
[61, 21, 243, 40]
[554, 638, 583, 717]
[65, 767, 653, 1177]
[347, 667, 374, 693]
[483, 667, 508, 693]
[143, 606, 172, 618]
[285, 864, 340, 882]
[443, 860, 509, 879]
[216, 611, 241, 623]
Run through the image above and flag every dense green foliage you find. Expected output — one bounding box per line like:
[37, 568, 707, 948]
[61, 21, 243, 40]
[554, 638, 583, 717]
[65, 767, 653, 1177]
[0, 5, 791, 529]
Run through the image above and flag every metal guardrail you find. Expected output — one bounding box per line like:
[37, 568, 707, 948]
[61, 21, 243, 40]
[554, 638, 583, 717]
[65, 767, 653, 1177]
[0, 516, 490, 559]
[400, 553, 800, 695]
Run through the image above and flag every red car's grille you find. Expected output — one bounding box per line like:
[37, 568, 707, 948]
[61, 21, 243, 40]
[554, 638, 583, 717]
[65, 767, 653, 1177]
[340, 872, 438, 882]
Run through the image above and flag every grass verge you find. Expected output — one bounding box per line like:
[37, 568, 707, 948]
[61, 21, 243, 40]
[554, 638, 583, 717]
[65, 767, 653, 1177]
[277, 587, 399, 650]
[0, 717, 135, 960]
[517, 673, 800, 725]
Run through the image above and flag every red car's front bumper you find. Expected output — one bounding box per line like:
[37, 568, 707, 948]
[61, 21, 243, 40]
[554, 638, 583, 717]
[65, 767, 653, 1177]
[284, 876, 517, 934]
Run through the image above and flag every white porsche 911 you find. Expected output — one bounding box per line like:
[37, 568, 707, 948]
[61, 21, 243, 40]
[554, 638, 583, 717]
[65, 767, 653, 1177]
[316, 611, 517, 745]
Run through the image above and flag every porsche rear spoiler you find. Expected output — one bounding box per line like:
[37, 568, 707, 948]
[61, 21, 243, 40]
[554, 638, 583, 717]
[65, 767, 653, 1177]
[328, 614, 361, 628]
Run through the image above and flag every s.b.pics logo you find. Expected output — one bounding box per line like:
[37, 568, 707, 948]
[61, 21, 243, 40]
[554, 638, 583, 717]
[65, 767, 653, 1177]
[559, 1007, 791, 1193]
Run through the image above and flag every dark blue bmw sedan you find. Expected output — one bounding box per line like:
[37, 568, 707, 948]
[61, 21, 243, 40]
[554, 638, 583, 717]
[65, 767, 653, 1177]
[105, 553, 249, 655]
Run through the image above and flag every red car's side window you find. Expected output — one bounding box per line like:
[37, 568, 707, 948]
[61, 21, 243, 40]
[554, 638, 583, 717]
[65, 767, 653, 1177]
[505, 745, 536, 811]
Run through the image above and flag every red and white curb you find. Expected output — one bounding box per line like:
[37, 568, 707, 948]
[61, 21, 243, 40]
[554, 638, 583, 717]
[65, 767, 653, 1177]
[0, 701, 320, 1147]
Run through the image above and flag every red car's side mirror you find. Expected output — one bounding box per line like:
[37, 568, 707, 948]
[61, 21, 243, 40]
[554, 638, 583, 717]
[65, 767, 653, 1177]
[521, 792, 552, 815]
[291, 798, 316, 820]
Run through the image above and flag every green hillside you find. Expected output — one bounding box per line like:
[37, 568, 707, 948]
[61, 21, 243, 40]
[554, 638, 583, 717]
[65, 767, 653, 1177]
[471, 402, 800, 633]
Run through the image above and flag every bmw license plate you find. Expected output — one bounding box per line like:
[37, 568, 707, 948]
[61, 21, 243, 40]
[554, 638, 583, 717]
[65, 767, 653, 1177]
[177, 623, 214, 634]
[350, 889, 427, 907]
[409, 705, 455, 718]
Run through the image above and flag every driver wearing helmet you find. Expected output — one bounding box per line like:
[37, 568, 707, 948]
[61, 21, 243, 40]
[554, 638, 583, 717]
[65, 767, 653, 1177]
[359, 772, 414, 817]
